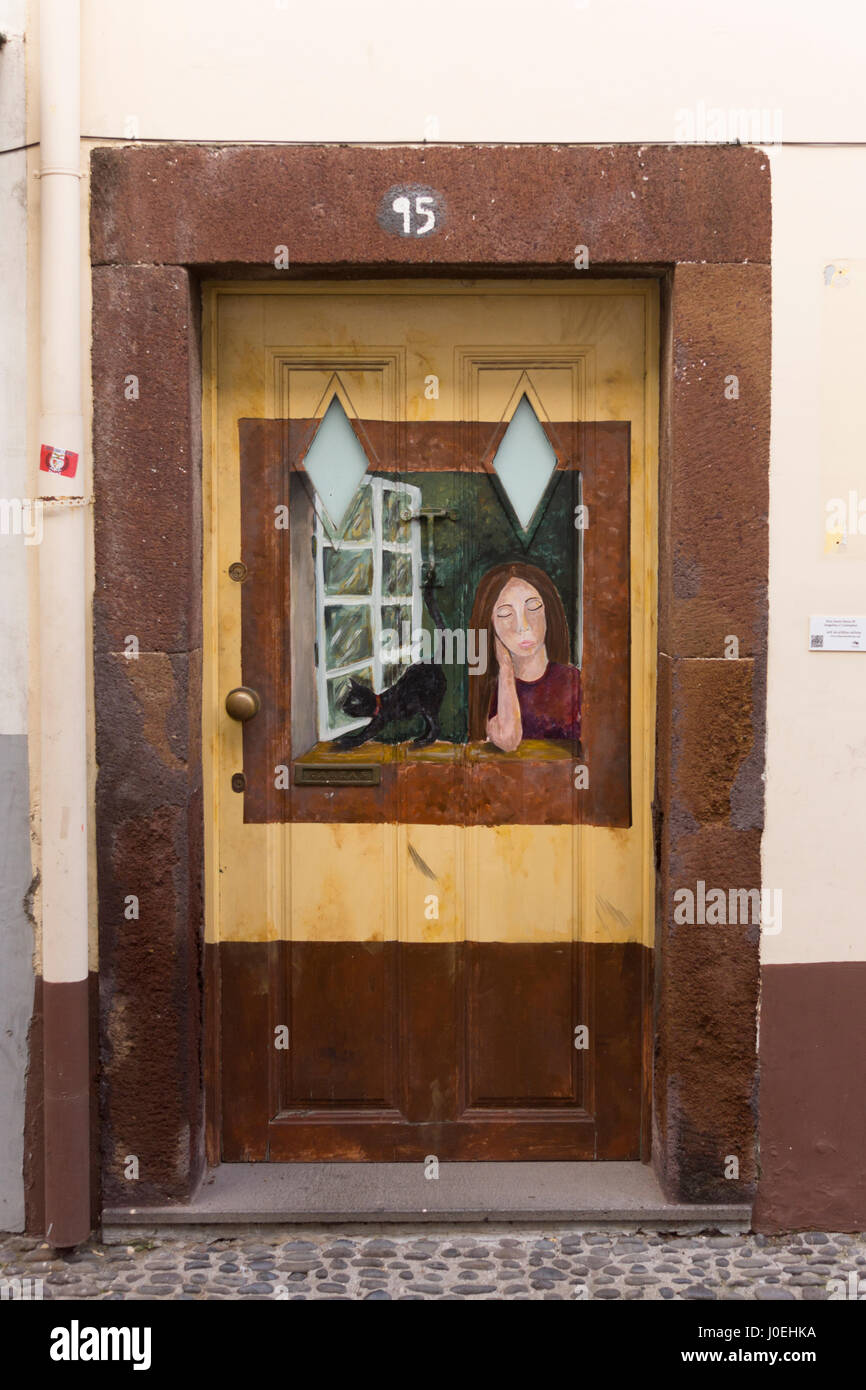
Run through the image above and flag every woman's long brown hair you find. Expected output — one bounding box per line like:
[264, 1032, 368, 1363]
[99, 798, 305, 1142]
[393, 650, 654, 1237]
[467, 562, 571, 740]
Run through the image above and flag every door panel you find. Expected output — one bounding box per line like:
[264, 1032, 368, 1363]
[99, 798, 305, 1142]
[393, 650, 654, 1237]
[205, 282, 658, 1161]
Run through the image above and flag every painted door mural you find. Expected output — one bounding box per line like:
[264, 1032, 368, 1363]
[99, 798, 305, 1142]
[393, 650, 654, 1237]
[205, 283, 658, 1160]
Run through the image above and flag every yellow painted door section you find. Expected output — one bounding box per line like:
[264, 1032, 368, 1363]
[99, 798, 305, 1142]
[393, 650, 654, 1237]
[204, 281, 658, 1160]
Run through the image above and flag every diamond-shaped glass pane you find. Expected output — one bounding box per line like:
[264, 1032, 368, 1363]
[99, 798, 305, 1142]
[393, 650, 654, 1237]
[303, 396, 370, 533]
[491, 394, 557, 531]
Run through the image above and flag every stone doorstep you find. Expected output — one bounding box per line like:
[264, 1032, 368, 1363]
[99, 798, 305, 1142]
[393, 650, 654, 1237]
[101, 1162, 752, 1241]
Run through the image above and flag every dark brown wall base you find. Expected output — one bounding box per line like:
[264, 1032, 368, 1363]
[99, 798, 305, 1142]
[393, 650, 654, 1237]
[43, 979, 91, 1246]
[24, 974, 100, 1238]
[755, 962, 866, 1233]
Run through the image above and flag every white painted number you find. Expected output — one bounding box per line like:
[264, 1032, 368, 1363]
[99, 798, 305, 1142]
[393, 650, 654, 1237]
[415, 196, 435, 235]
[392, 195, 411, 233]
[392, 194, 437, 237]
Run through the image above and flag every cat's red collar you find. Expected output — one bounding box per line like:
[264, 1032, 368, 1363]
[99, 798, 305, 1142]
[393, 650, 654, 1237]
[373, 694, 381, 716]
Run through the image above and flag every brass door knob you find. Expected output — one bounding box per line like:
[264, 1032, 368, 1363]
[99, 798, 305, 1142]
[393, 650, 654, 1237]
[225, 686, 261, 721]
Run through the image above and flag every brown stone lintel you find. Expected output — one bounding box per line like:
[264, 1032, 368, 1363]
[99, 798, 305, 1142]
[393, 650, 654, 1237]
[90, 144, 770, 269]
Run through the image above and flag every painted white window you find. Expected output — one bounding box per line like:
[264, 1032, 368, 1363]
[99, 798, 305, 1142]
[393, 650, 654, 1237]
[314, 477, 423, 742]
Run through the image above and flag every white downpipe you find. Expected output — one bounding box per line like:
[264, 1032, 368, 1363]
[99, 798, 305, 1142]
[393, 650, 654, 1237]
[38, 0, 87, 990]
[39, 0, 90, 1247]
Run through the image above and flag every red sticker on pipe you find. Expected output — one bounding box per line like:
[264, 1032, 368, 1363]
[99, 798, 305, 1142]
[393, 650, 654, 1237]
[40, 444, 79, 478]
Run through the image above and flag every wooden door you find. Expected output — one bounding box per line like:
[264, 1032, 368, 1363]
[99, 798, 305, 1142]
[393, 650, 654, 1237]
[204, 281, 658, 1161]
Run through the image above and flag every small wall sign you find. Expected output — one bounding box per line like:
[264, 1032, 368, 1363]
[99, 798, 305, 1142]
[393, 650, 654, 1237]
[39, 444, 78, 478]
[809, 615, 866, 651]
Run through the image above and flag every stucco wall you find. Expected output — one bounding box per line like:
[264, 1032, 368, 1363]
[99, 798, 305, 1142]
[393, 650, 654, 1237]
[765, 148, 866, 967]
[73, 0, 866, 145]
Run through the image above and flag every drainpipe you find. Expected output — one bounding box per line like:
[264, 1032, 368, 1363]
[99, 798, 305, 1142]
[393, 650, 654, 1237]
[38, 0, 90, 1247]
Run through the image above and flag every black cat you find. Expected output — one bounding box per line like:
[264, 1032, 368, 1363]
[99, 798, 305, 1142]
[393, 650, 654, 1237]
[333, 572, 447, 751]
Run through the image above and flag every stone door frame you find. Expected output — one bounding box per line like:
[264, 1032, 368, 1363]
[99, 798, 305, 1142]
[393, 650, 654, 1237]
[88, 143, 769, 1214]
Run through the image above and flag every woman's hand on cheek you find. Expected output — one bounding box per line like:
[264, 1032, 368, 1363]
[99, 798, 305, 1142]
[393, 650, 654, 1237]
[495, 635, 514, 673]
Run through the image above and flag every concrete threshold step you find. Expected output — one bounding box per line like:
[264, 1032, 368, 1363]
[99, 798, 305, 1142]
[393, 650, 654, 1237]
[102, 1162, 752, 1236]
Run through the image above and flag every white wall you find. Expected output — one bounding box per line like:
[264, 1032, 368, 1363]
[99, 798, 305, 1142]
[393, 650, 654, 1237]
[73, 0, 866, 144]
[765, 146, 866, 964]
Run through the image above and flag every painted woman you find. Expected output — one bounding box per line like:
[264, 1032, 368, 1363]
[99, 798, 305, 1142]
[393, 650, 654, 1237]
[467, 562, 581, 753]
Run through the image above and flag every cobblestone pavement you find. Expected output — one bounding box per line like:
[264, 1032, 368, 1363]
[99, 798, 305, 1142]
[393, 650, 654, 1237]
[2, 1227, 865, 1300]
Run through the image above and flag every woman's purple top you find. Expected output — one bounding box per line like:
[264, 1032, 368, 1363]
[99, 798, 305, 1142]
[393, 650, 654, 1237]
[489, 661, 582, 741]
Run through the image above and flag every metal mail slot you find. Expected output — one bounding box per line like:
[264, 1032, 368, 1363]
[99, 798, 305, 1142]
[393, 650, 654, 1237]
[294, 764, 381, 787]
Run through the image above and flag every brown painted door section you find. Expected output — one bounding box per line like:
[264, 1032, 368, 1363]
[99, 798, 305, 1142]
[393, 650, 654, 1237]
[205, 282, 658, 1161]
